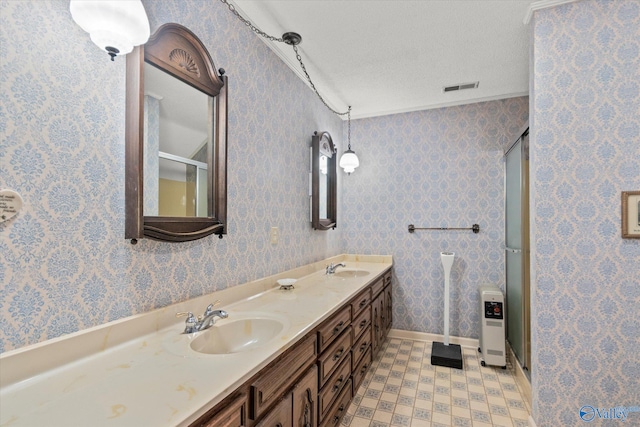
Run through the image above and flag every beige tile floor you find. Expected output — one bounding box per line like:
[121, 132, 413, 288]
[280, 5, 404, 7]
[342, 337, 530, 427]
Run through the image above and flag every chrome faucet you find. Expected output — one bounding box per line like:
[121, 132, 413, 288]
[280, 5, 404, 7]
[326, 262, 346, 275]
[176, 300, 228, 334]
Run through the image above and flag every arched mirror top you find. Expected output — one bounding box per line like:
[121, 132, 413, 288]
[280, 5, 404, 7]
[144, 23, 224, 97]
[125, 22, 228, 243]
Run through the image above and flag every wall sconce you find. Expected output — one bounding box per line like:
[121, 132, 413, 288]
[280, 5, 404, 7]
[70, 0, 150, 61]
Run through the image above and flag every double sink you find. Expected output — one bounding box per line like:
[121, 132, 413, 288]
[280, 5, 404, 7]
[169, 269, 369, 355]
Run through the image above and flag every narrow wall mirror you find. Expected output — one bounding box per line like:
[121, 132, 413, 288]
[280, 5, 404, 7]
[311, 131, 337, 230]
[125, 23, 228, 242]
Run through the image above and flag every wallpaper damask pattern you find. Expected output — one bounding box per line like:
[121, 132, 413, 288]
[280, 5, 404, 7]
[531, 1, 640, 425]
[0, 0, 342, 352]
[342, 98, 529, 339]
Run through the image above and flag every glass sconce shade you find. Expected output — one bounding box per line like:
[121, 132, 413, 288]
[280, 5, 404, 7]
[70, 0, 150, 60]
[339, 149, 359, 175]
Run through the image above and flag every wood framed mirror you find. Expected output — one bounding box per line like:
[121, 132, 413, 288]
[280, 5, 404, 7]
[125, 23, 228, 243]
[311, 131, 337, 230]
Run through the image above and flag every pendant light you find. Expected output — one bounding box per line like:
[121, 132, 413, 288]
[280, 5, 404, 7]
[338, 107, 359, 175]
[70, 0, 150, 61]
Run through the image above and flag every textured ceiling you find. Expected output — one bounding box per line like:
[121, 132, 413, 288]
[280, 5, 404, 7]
[232, 0, 535, 119]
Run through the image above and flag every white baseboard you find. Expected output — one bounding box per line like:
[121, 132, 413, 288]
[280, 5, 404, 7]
[388, 328, 479, 349]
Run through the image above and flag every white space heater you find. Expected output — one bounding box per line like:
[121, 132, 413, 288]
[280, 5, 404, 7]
[478, 284, 506, 368]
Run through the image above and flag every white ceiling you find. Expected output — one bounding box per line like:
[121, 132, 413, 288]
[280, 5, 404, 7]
[231, 0, 536, 119]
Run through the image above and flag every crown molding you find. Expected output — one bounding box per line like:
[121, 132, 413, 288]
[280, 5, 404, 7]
[524, 0, 580, 24]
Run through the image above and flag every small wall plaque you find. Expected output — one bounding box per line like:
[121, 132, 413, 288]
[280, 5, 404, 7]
[0, 189, 23, 223]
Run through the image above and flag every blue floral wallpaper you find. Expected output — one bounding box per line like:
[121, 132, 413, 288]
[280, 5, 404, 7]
[342, 98, 529, 338]
[530, 1, 640, 425]
[0, 0, 343, 352]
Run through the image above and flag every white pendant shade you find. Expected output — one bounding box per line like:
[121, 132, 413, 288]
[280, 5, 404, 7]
[70, 0, 150, 60]
[339, 149, 359, 175]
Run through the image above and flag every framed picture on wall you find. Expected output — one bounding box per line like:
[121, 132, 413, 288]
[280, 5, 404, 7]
[621, 191, 640, 239]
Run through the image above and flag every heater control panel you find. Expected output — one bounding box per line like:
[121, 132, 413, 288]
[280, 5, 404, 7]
[484, 301, 503, 320]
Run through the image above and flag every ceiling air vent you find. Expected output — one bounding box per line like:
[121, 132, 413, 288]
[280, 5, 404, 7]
[443, 81, 479, 93]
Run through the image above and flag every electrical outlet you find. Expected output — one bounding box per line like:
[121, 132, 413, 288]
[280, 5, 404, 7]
[270, 226, 279, 245]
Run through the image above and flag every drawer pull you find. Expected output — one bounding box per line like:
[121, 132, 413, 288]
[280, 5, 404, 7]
[360, 343, 367, 352]
[359, 299, 367, 308]
[332, 348, 345, 361]
[361, 364, 368, 374]
[332, 404, 346, 424]
[332, 321, 344, 335]
[359, 319, 367, 328]
[276, 424, 283, 427]
[332, 375, 344, 392]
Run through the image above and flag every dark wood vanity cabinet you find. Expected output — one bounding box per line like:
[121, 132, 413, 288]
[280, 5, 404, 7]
[191, 267, 392, 427]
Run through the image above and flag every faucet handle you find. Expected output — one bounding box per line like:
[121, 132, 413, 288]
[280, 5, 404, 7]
[176, 312, 197, 333]
[204, 300, 221, 316]
[176, 311, 196, 320]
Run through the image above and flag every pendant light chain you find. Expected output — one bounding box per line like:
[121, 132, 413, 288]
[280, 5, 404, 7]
[220, 0, 358, 172]
[219, 0, 284, 43]
[291, 44, 350, 118]
[219, 0, 351, 121]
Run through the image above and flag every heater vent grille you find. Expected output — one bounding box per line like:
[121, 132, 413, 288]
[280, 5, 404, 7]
[443, 81, 479, 92]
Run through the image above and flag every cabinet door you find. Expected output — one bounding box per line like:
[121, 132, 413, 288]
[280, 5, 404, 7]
[384, 284, 392, 333]
[372, 292, 383, 355]
[256, 393, 293, 427]
[293, 365, 318, 427]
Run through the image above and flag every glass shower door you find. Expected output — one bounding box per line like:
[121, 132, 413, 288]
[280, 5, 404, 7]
[505, 131, 530, 370]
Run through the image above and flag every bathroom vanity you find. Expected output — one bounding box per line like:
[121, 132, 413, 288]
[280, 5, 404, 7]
[0, 255, 392, 427]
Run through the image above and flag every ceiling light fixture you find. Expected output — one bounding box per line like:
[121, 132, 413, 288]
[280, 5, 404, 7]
[220, 0, 359, 175]
[70, 0, 150, 61]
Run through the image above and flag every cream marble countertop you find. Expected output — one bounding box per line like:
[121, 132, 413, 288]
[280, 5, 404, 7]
[0, 255, 392, 427]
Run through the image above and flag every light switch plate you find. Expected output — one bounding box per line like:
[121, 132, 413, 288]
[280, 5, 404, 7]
[270, 226, 279, 244]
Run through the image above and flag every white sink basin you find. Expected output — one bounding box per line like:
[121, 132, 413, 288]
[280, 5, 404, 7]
[190, 317, 285, 355]
[334, 269, 370, 278]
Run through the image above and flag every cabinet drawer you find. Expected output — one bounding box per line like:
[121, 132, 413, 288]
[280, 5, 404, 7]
[319, 353, 351, 422]
[317, 305, 351, 353]
[371, 277, 384, 298]
[255, 393, 292, 427]
[352, 305, 371, 340]
[319, 378, 352, 427]
[251, 334, 317, 419]
[384, 270, 392, 286]
[350, 288, 371, 318]
[351, 325, 371, 371]
[318, 327, 352, 386]
[352, 347, 372, 393]
[196, 392, 247, 427]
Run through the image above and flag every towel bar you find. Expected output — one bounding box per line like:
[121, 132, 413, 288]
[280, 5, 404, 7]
[408, 224, 480, 234]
